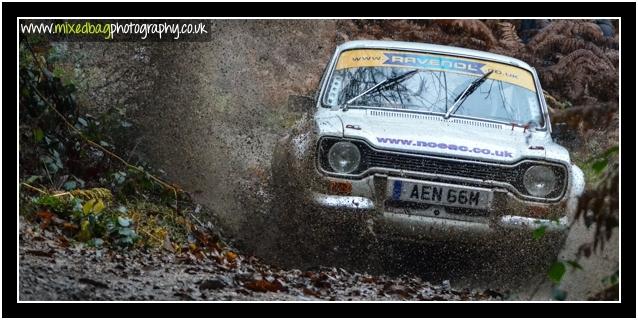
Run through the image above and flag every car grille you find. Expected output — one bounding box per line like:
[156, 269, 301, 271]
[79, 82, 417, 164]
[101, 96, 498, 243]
[318, 137, 567, 200]
[366, 151, 522, 183]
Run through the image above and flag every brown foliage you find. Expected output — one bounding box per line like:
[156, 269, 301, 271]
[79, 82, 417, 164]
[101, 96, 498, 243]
[495, 22, 524, 51]
[551, 102, 618, 131]
[528, 20, 605, 47]
[434, 19, 498, 47]
[530, 36, 616, 66]
[337, 20, 491, 51]
[542, 49, 617, 102]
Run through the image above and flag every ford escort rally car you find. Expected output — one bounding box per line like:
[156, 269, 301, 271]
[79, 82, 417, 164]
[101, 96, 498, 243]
[272, 40, 585, 263]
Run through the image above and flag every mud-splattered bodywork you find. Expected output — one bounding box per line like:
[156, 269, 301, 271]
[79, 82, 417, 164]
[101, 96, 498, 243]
[272, 40, 585, 250]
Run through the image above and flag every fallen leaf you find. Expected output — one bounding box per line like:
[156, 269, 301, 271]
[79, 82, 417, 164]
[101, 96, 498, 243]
[312, 274, 333, 289]
[56, 235, 70, 247]
[193, 250, 206, 261]
[303, 287, 321, 298]
[26, 249, 55, 258]
[163, 234, 175, 253]
[36, 210, 53, 219]
[225, 251, 238, 262]
[36, 210, 54, 230]
[244, 279, 284, 293]
[62, 222, 79, 231]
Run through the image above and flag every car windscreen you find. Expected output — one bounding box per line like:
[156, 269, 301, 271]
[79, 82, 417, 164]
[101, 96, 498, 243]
[322, 49, 544, 127]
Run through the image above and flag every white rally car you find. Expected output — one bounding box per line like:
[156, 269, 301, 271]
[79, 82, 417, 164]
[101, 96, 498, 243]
[272, 40, 585, 266]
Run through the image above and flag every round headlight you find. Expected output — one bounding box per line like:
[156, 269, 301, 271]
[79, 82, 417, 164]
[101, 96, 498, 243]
[523, 165, 557, 197]
[328, 141, 361, 173]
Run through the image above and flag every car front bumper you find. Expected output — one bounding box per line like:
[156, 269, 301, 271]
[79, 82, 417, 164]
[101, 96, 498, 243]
[309, 188, 570, 244]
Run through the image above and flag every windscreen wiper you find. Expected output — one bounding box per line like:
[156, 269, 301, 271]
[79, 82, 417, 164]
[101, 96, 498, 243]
[444, 70, 494, 119]
[340, 69, 419, 111]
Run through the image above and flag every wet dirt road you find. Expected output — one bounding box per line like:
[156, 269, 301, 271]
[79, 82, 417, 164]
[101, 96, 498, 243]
[19, 216, 505, 301]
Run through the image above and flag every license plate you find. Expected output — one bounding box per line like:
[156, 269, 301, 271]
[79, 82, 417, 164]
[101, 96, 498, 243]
[388, 179, 492, 209]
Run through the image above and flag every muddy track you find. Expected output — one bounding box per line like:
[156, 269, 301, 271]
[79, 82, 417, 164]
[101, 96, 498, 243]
[19, 216, 507, 301]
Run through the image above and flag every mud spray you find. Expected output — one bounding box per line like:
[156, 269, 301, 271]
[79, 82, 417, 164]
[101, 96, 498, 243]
[76, 20, 616, 300]
[131, 20, 337, 262]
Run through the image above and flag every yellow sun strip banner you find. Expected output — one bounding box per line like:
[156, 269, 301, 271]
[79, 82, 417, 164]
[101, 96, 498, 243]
[335, 49, 537, 92]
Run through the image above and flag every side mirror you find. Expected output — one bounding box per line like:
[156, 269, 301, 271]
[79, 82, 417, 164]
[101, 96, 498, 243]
[552, 122, 580, 149]
[551, 122, 566, 140]
[286, 95, 315, 113]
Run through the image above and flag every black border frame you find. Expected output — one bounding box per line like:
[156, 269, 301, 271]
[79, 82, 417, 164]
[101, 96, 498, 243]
[4, 2, 635, 318]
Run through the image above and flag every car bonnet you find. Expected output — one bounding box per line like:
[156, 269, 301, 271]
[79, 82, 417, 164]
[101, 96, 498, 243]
[316, 108, 566, 164]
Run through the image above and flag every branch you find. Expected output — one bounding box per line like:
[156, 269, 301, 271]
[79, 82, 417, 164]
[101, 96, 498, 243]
[21, 182, 47, 194]
[21, 44, 181, 210]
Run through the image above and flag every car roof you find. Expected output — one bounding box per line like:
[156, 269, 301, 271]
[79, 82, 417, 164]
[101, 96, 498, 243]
[336, 40, 534, 72]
